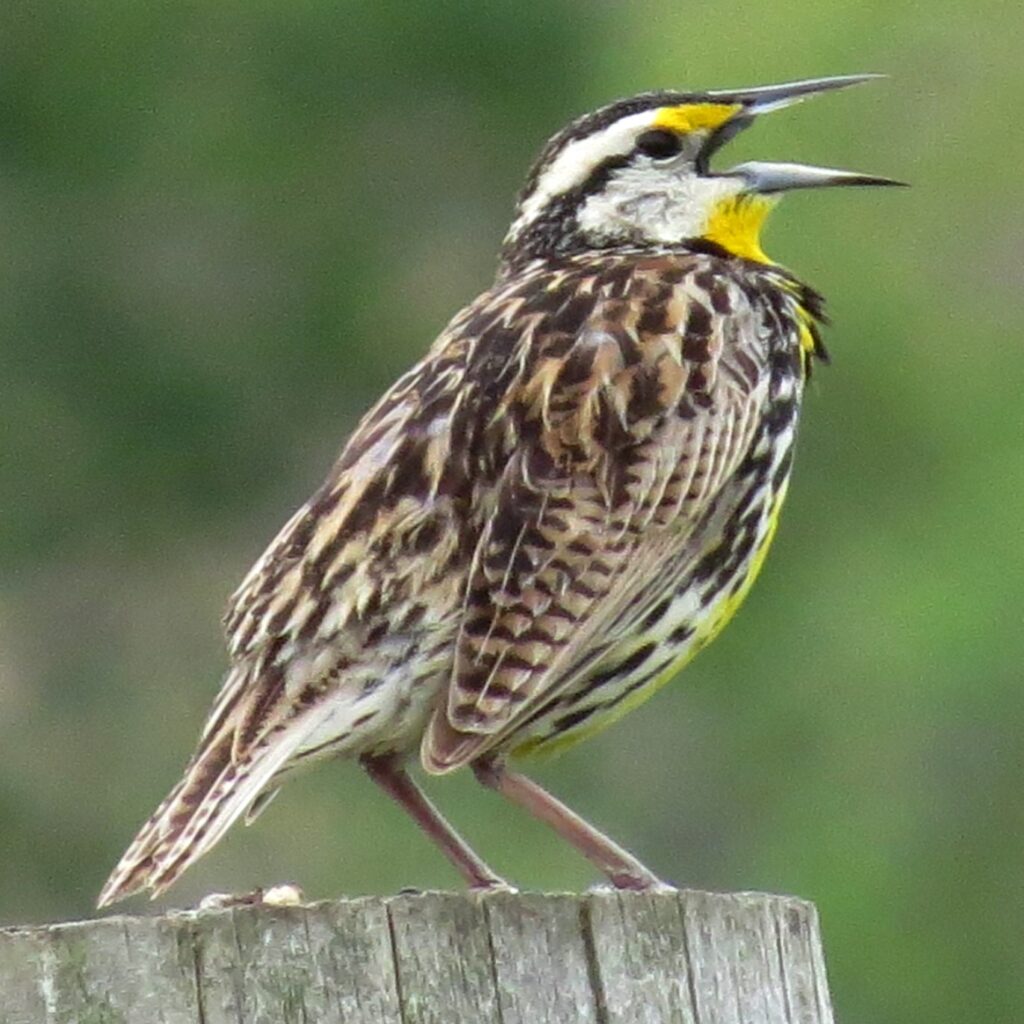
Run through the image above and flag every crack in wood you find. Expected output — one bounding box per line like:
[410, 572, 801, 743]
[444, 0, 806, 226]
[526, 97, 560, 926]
[0, 890, 834, 1023]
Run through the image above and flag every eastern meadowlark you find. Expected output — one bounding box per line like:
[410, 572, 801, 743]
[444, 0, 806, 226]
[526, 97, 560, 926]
[99, 75, 901, 906]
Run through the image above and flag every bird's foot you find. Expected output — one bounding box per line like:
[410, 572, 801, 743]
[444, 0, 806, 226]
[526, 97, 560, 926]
[601, 871, 677, 894]
[469, 877, 519, 896]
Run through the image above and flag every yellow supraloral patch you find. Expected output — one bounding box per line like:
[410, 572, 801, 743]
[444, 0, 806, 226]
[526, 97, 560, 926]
[652, 102, 741, 135]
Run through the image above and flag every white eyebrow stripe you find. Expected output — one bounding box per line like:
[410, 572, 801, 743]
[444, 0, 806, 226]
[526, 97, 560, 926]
[518, 109, 657, 224]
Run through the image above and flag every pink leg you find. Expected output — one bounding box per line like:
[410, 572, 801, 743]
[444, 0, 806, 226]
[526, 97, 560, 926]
[472, 757, 665, 891]
[361, 754, 509, 890]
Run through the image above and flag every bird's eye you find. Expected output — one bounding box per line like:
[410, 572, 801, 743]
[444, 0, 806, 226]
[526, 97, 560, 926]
[635, 129, 683, 160]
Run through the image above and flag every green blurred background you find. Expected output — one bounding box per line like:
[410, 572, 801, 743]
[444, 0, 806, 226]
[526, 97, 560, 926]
[1, 2, 1020, 1021]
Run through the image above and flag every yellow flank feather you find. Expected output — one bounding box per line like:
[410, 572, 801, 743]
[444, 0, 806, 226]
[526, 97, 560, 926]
[797, 312, 817, 359]
[653, 103, 741, 134]
[703, 194, 779, 264]
[798, 319, 815, 360]
[514, 482, 790, 759]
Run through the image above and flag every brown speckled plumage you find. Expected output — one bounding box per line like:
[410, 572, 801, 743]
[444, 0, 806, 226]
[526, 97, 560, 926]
[100, 77, 897, 906]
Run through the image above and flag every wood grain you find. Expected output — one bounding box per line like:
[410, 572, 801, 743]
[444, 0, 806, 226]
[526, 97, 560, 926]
[0, 890, 835, 1023]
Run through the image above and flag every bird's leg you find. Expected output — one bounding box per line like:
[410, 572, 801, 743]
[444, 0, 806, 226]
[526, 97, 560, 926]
[472, 756, 666, 891]
[361, 754, 510, 891]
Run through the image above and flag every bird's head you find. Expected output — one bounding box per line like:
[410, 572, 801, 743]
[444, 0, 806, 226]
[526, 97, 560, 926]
[501, 75, 903, 269]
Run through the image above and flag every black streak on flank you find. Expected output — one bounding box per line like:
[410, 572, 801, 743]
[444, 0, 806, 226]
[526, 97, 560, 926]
[578, 643, 657, 698]
[553, 706, 597, 733]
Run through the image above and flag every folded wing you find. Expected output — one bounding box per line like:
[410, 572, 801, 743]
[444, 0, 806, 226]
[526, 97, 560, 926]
[423, 257, 769, 771]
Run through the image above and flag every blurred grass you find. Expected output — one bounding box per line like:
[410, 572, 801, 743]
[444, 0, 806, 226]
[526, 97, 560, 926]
[1, 3, 1021, 1022]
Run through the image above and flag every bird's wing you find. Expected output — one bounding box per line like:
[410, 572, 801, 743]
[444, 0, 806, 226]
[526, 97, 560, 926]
[423, 256, 772, 771]
[210, 317, 487, 756]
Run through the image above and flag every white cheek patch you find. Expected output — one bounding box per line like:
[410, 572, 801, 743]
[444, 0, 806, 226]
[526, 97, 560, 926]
[517, 110, 657, 225]
[576, 169, 741, 245]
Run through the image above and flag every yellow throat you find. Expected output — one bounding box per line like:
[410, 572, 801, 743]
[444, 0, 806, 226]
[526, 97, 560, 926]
[702, 194, 779, 264]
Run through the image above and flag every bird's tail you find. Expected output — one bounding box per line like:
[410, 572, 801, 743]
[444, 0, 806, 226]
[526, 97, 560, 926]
[97, 714, 304, 908]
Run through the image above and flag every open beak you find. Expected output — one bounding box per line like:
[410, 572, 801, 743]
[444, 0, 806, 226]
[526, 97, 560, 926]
[708, 73, 887, 114]
[727, 160, 906, 193]
[698, 74, 907, 191]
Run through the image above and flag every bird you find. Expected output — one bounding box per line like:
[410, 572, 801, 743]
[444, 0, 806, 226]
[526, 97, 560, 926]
[99, 74, 902, 907]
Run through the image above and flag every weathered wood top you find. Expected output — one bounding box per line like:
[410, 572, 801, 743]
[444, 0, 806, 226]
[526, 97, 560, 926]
[0, 889, 834, 1023]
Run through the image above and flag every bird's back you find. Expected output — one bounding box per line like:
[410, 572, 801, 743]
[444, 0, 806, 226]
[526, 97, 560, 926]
[196, 249, 820, 777]
[422, 249, 822, 766]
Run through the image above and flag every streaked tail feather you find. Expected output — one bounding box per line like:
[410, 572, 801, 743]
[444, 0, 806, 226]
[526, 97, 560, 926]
[97, 731, 230, 907]
[97, 714, 309, 908]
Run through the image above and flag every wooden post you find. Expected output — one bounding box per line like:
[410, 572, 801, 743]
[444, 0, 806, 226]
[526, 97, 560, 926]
[0, 890, 834, 1023]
